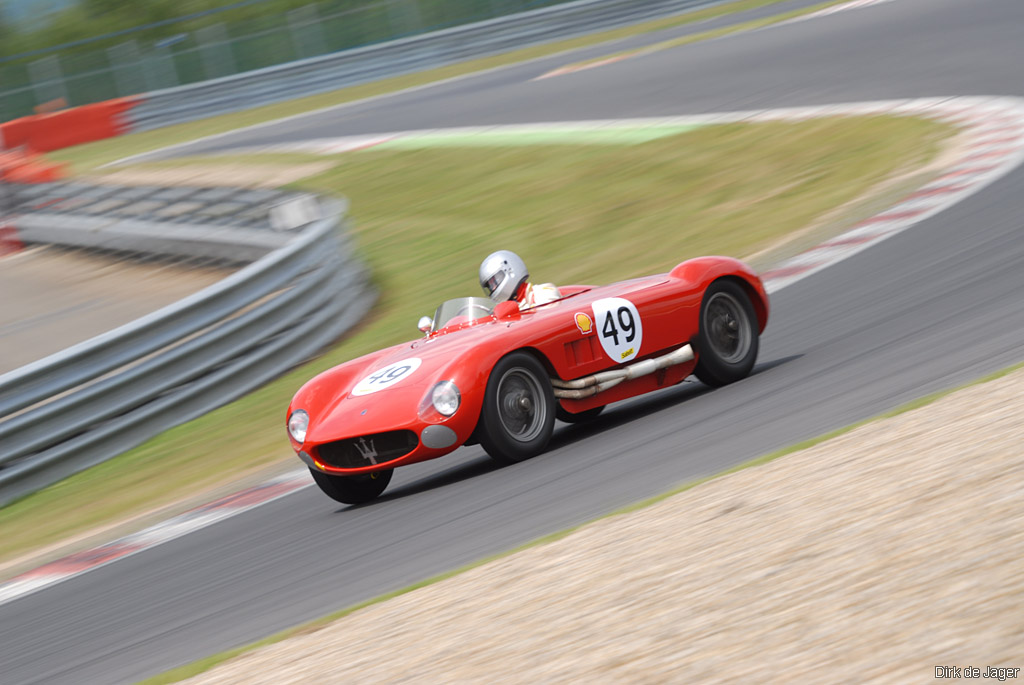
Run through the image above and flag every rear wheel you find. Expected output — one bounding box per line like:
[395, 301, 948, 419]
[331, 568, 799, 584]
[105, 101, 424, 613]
[479, 352, 556, 465]
[693, 280, 759, 387]
[309, 467, 393, 504]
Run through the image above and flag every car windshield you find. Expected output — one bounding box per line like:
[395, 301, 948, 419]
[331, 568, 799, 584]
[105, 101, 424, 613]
[432, 297, 496, 332]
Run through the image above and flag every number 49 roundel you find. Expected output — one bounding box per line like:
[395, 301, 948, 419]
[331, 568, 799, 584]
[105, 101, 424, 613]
[352, 358, 422, 396]
[591, 297, 643, 364]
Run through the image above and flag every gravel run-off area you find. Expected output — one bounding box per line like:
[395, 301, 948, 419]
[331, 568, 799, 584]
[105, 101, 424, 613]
[187, 367, 1024, 684]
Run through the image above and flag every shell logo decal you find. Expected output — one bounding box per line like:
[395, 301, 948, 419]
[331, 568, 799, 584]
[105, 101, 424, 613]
[574, 312, 594, 335]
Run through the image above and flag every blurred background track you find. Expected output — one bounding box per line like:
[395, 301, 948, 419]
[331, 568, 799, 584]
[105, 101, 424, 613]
[2, 0, 1023, 682]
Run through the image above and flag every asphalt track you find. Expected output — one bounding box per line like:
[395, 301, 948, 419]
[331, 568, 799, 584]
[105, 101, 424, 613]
[4, 0, 1024, 682]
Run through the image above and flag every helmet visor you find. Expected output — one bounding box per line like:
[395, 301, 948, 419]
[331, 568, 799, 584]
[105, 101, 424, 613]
[483, 272, 505, 298]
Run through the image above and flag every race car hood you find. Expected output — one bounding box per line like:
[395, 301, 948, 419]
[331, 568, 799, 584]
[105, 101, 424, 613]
[299, 326, 497, 444]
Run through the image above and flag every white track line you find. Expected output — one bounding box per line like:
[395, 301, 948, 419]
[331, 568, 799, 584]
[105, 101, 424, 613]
[779, 0, 895, 26]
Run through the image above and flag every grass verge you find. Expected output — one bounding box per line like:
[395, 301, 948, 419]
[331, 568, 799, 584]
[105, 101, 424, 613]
[0, 114, 952, 572]
[141, 356, 1024, 684]
[51, 0, 835, 173]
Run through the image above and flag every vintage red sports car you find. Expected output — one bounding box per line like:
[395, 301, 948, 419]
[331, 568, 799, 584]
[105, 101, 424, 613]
[287, 256, 768, 504]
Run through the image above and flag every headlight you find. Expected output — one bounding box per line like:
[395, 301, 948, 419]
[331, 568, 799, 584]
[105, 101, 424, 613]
[431, 381, 461, 417]
[288, 410, 309, 443]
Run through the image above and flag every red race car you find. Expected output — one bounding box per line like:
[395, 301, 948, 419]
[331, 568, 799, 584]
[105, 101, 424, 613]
[287, 256, 768, 504]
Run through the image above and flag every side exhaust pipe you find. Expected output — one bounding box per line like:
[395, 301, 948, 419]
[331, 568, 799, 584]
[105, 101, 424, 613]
[551, 344, 694, 399]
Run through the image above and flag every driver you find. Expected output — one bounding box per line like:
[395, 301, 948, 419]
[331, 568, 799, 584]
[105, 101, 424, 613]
[479, 250, 561, 309]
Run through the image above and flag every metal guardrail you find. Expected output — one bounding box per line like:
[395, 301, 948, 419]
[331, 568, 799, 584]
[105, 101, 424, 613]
[130, 0, 718, 131]
[0, 193, 374, 507]
[7, 182, 308, 261]
[0, 0, 580, 121]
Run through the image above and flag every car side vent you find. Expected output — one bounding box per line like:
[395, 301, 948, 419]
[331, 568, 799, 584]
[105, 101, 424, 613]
[316, 430, 419, 469]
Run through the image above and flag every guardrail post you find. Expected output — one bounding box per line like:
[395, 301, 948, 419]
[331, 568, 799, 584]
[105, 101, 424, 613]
[196, 23, 238, 81]
[28, 56, 67, 110]
[288, 5, 329, 60]
[386, 0, 423, 37]
[147, 44, 180, 90]
[108, 41, 147, 98]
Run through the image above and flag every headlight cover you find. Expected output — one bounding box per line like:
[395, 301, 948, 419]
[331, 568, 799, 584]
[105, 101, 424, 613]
[288, 410, 309, 443]
[431, 381, 461, 417]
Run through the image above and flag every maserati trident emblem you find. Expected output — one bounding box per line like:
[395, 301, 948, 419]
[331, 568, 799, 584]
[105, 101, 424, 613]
[354, 437, 379, 464]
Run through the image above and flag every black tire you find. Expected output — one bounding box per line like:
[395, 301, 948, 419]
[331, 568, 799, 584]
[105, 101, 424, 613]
[692, 280, 759, 387]
[309, 467, 393, 504]
[478, 352, 557, 465]
[556, 405, 605, 424]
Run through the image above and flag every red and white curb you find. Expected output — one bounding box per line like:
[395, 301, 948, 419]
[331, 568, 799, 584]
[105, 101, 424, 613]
[758, 96, 1024, 291]
[3, 95, 1023, 607]
[0, 469, 310, 605]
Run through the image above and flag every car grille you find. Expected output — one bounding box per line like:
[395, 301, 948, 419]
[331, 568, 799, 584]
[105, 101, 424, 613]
[315, 430, 419, 469]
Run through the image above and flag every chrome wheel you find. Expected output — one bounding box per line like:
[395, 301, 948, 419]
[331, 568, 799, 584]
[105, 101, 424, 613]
[479, 352, 556, 464]
[704, 291, 752, 364]
[496, 368, 546, 442]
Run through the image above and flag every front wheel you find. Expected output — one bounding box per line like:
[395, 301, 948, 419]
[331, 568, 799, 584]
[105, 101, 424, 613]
[479, 352, 556, 465]
[309, 467, 393, 504]
[692, 280, 759, 387]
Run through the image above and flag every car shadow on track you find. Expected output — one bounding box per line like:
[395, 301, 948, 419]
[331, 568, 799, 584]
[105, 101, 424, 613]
[342, 355, 800, 509]
[354, 456, 501, 507]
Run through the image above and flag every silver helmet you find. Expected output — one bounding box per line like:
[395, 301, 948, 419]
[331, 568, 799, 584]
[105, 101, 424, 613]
[479, 250, 529, 303]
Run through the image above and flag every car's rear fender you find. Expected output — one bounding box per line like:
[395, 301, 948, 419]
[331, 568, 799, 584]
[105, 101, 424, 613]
[670, 257, 769, 333]
[718, 275, 769, 333]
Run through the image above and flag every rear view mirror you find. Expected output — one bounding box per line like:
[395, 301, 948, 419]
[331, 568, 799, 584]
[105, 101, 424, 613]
[417, 316, 433, 334]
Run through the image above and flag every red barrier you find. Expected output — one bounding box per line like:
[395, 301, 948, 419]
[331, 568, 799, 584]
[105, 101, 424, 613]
[0, 97, 141, 154]
[0, 149, 67, 184]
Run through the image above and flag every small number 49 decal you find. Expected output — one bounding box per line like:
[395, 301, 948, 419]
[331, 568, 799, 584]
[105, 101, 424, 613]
[352, 358, 422, 396]
[591, 297, 643, 364]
